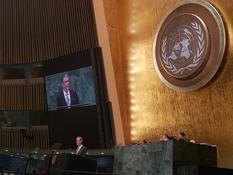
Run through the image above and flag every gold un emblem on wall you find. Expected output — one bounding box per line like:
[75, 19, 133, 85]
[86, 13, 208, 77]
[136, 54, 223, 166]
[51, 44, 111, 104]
[153, 0, 225, 92]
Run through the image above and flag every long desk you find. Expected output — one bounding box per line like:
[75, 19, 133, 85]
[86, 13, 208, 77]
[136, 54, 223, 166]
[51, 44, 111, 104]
[113, 140, 217, 175]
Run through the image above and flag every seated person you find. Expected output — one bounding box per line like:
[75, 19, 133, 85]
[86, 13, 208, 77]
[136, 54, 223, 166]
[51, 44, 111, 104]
[75, 136, 87, 156]
[159, 134, 169, 141]
[178, 132, 189, 142]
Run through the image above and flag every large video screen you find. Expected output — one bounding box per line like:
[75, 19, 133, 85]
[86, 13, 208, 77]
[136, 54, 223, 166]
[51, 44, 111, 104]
[43, 49, 111, 149]
[45, 66, 96, 111]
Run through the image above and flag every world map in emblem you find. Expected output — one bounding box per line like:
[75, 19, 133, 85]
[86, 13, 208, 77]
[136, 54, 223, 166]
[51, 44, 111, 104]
[161, 20, 207, 79]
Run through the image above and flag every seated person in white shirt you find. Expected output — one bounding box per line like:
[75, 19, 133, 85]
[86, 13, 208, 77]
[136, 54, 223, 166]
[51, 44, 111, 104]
[75, 136, 87, 156]
[159, 134, 169, 141]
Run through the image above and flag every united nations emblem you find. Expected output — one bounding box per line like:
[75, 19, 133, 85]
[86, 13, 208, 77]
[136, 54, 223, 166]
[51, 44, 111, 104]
[153, 0, 225, 92]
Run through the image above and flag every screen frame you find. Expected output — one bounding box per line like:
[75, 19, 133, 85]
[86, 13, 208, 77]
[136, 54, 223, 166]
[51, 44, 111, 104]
[43, 48, 113, 149]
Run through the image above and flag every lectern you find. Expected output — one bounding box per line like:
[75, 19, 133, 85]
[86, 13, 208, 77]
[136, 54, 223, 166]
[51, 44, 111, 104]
[50, 153, 97, 175]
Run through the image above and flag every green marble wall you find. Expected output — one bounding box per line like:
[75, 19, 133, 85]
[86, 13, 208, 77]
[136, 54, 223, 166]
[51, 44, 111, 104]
[113, 140, 217, 175]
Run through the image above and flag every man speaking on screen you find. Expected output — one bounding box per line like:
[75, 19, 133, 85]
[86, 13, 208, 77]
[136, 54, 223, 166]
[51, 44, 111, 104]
[56, 74, 79, 109]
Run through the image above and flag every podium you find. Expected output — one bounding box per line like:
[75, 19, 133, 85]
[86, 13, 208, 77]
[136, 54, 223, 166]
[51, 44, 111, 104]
[113, 140, 217, 175]
[50, 153, 97, 175]
[0, 154, 27, 174]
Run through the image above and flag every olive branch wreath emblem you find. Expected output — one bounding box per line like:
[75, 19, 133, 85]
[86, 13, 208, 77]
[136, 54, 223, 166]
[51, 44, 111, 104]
[161, 22, 205, 75]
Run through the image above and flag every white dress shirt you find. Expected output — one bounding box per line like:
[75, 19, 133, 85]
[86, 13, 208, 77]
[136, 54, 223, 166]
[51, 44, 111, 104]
[76, 144, 83, 155]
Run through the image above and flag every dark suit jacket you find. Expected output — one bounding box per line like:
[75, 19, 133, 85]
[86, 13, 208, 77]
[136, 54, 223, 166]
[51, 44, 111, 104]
[75, 145, 87, 156]
[56, 89, 79, 109]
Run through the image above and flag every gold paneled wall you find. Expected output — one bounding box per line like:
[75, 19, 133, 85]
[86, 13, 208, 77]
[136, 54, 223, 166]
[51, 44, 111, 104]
[103, 0, 233, 168]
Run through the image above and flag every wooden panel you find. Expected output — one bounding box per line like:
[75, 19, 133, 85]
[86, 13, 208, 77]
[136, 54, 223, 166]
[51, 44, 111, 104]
[0, 0, 98, 64]
[0, 128, 49, 149]
[103, 0, 233, 169]
[0, 84, 46, 110]
[0, 0, 98, 111]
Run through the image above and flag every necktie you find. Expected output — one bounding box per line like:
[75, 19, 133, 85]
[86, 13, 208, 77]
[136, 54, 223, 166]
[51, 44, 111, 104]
[65, 92, 70, 106]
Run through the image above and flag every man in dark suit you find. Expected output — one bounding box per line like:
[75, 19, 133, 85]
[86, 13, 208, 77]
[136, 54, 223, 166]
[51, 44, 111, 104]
[57, 74, 79, 109]
[75, 136, 87, 156]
